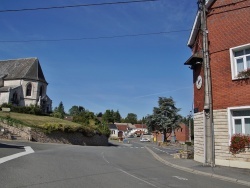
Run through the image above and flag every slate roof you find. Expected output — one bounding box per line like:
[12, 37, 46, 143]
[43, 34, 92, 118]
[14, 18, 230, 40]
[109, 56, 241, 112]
[0, 58, 47, 83]
[0, 86, 10, 92]
[0, 86, 20, 92]
[108, 124, 117, 129]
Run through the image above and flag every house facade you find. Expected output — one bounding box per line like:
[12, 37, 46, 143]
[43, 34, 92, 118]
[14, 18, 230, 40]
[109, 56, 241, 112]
[175, 123, 189, 143]
[185, 0, 250, 168]
[0, 58, 52, 113]
[152, 123, 189, 143]
[116, 124, 129, 138]
[108, 124, 119, 139]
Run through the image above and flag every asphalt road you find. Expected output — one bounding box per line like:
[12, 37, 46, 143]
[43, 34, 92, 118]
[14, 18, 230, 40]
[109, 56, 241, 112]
[0, 140, 248, 188]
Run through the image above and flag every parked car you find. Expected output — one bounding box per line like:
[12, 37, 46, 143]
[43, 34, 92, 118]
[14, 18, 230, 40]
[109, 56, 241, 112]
[140, 138, 150, 142]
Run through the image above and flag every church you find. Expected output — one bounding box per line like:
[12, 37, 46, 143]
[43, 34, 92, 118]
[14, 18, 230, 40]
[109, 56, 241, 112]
[0, 57, 52, 113]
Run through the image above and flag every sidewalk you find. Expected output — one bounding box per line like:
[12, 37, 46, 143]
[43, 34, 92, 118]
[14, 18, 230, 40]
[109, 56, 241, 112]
[145, 144, 250, 187]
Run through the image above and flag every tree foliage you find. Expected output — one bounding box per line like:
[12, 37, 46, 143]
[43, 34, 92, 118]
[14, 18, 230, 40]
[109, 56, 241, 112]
[73, 110, 100, 126]
[114, 110, 121, 123]
[123, 113, 137, 124]
[69, 105, 85, 116]
[52, 101, 65, 119]
[145, 97, 181, 142]
[102, 110, 121, 124]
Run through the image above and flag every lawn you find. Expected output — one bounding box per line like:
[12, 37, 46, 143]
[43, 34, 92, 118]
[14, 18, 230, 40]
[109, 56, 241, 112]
[0, 111, 110, 136]
[0, 111, 81, 128]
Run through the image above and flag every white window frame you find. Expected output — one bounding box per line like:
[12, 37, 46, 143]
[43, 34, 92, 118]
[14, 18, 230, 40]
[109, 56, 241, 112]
[230, 43, 250, 80]
[228, 106, 250, 143]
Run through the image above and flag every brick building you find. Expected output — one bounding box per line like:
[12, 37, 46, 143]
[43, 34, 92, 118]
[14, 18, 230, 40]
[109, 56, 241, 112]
[152, 123, 189, 143]
[185, 0, 250, 168]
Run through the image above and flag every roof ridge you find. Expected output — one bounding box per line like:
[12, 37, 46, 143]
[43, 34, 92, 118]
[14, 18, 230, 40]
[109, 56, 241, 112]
[0, 57, 37, 62]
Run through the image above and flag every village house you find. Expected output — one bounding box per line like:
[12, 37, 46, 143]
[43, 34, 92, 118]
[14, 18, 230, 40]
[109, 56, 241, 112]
[0, 57, 52, 113]
[152, 123, 189, 143]
[108, 124, 119, 139]
[185, 0, 250, 168]
[115, 123, 129, 138]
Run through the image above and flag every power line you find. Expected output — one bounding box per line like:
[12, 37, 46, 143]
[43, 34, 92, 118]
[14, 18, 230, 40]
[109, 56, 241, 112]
[0, 0, 158, 13]
[0, 29, 192, 43]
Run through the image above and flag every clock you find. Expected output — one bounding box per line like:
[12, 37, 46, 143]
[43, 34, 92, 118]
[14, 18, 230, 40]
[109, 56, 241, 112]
[196, 75, 202, 89]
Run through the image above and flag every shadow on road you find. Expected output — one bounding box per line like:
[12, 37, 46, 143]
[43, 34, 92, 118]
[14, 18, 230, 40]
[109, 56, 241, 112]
[0, 143, 24, 150]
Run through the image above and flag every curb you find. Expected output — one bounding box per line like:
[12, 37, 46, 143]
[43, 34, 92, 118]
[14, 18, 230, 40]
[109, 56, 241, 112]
[145, 146, 250, 187]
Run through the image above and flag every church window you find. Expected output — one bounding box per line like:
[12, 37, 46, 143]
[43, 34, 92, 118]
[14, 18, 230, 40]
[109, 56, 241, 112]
[26, 83, 32, 96]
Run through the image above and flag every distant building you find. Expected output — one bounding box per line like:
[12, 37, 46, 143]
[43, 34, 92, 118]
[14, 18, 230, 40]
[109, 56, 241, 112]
[108, 124, 119, 139]
[0, 57, 52, 113]
[152, 123, 189, 143]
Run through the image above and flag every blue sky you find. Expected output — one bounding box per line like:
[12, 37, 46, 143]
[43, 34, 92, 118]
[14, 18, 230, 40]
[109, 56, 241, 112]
[0, 0, 197, 119]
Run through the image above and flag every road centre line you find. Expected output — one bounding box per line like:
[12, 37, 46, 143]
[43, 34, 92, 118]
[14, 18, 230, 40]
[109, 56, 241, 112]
[118, 168, 159, 188]
[101, 152, 110, 164]
[101, 151, 158, 187]
[0, 146, 34, 164]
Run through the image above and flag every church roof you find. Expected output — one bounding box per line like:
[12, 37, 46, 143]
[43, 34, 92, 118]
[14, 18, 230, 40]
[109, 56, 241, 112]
[0, 57, 47, 84]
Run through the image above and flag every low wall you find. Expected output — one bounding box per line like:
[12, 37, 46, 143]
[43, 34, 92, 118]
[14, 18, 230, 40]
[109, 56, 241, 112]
[0, 121, 109, 146]
[31, 130, 109, 146]
[0, 121, 31, 140]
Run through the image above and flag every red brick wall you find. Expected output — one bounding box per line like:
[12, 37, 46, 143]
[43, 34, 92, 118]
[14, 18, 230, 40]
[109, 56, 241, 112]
[192, 0, 250, 112]
[175, 123, 189, 142]
[152, 124, 189, 142]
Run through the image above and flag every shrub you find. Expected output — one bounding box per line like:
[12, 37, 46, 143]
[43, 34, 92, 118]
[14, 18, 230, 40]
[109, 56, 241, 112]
[0, 103, 42, 115]
[229, 134, 250, 155]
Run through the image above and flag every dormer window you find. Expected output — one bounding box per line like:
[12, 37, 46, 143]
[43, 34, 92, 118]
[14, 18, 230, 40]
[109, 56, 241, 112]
[26, 83, 32, 96]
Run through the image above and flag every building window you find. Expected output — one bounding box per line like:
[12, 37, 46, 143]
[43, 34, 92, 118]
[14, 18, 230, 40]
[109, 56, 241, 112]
[230, 44, 250, 80]
[12, 92, 18, 104]
[228, 107, 250, 138]
[39, 85, 44, 97]
[26, 83, 32, 96]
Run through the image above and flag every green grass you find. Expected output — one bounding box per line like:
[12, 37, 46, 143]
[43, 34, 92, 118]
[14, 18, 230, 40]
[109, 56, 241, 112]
[0, 111, 80, 128]
[0, 111, 110, 137]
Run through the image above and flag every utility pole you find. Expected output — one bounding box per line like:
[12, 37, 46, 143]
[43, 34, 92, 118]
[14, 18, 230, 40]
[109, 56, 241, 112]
[198, 0, 215, 167]
[188, 111, 192, 143]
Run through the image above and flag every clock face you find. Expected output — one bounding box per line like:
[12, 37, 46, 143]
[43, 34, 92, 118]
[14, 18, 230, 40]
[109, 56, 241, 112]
[196, 75, 202, 89]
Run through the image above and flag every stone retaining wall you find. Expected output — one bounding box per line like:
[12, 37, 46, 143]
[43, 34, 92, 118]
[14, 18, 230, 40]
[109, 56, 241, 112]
[31, 129, 108, 146]
[0, 121, 31, 140]
[0, 121, 108, 146]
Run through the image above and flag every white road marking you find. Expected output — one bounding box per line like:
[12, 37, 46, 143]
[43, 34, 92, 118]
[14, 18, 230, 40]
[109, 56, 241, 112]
[173, 176, 188, 181]
[0, 146, 34, 164]
[101, 152, 110, 164]
[102, 151, 158, 187]
[118, 168, 159, 187]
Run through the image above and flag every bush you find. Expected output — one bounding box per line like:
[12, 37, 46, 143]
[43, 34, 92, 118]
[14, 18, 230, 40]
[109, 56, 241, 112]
[230, 134, 250, 155]
[0, 103, 42, 115]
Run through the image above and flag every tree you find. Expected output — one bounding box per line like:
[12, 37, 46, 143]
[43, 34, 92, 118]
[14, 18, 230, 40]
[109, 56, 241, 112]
[73, 110, 100, 126]
[137, 116, 146, 124]
[96, 112, 103, 117]
[52, 101, 65, 119]
[145, 115, 156, 133]
[69, 105, 85, 116]
[102, 110, 115, 124]
[114, 110, 121, 123]
[123, 113, 137, 124]
[146, 97, 181, 142]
